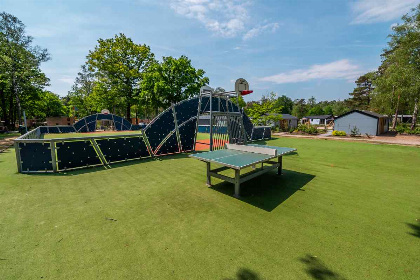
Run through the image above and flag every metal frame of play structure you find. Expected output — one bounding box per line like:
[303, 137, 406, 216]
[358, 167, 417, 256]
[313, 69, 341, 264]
[14, 79, 271, 173]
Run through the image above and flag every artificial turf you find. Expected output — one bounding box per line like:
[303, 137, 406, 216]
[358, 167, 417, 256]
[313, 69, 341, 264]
[0, 137, 419, 279]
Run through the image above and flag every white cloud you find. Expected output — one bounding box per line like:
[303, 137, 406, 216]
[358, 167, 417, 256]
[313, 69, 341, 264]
[170, 0, 279, 39]
[258, 59, 363, 84]
[351, 0, 418, 24]
[243, 22, 279, 40]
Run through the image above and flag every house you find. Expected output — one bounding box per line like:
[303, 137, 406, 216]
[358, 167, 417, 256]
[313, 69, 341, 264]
[334, 110, 389, 136]
[279, 114, 299, 130]
[46, 116, 75, 126]
[301, 115, 334, 126]
[393, 114, 413, 124]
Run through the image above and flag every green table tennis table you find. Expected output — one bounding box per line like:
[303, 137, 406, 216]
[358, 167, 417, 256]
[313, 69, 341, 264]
[190, 144, 296, 197]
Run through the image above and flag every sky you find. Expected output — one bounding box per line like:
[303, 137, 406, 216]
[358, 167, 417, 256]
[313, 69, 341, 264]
[2, 0, 419, 102]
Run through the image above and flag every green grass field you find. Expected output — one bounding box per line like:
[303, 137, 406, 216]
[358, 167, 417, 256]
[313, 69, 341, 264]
[0, 137, 419, 279]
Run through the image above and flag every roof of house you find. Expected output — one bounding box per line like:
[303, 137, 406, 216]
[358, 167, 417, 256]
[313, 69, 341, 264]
[334, 110, 387, 120]
[280, 114, 299, 120]
[302, 115, 333, 120]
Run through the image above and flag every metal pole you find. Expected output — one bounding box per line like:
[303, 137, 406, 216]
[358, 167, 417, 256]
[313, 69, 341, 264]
[209, 89, 213, 151]
[278, 156, 283, 175]
[206, 162, 211, 187]
[234, 169, 240, 198]
[23, 110, 28, 133]
[50, 141, 58, 172]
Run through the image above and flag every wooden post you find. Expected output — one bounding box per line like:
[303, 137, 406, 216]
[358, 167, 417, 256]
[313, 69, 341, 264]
[50, 141, 58, 172]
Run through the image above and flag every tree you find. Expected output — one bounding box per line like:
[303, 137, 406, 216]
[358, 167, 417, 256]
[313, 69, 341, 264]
[0, 12, 50, 128]
[373, 5, 420, 130]
[86, 33, 155, 120]
[349, 72, 375, 110]
[25, 90, 66, 119]
[67, 65, 95, 117]
[291, 99, 308, 118]
[307, 106, 324, 116]
[141, 55, 209, 113]
[245, 92, 282, 126]
[275, 95, 293, 114]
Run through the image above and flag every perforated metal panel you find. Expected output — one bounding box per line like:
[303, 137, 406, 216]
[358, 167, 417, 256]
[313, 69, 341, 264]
[154, 133, 179, 155]
[56, 140, 101, 170]
[96, 137, 150, 163]
[175, 98, 199, 124]
[179, 118, 197, 152]
[144, 108, 176, 152]
[18, 142, 53, 172]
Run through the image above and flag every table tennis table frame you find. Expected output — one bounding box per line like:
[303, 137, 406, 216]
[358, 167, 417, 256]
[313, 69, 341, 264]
[205, 155, 283, 198]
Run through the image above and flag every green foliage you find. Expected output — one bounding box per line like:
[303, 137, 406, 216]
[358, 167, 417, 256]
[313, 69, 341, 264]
[332, 130, 347, 136]
[86, 33, 155, 120]
[245, 92, 282, 126]
[291, 99, 307, 118]
[0, 12, 50, 128]
[141, 55, 209, 113]
[349, 72, 375, 110]
[275, 95, 293, 114]
[307, 106, 324, 116]
[67, 65, 96, 117]
[25, 91, 66, 119]
[295, 124, 319, 134]
[396, 123, 420, 135]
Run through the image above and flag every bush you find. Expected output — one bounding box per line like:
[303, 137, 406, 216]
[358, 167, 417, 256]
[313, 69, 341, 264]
[395, 123, 420, 135]
[350, 126, 360, 137]
[295, 124, 319, 135]
[332, 130, 346, 136]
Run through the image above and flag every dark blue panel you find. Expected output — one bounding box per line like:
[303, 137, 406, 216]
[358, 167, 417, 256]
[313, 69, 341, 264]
[19, 142, 53, 171]
[131, 124, 145, 130]
[97, 113, 113, 120]
[179, 118, 197, 152]
[198, 126, 210, 133]
[58, 126, 76, 133]
[48, 127, 60, 134]
[96, 136, 150, 162]
[144, 108, 175, 151]
[220, 100, 228, 112]
[263, 127, 271, 139]
[85, 114, 97, 124]
[175, 98, 199, 124]
[200, 96, 210, 113]
[122, 118, 131, 130]
[79, 126, 88, 133]
[154, 133, 179, 155]
[252, 127, 264, 140]
[39, 127, 48, 134]
[211, 97, 220, 112]
[73, 119, 85, 131]
[56, 140, 101, 170]
[87, 121, 96, 132]
[242, 113, 254, 140]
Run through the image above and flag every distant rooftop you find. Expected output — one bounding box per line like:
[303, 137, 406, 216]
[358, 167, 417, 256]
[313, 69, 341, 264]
[280, 114, 299, 120]
[302, 115, 333, 119]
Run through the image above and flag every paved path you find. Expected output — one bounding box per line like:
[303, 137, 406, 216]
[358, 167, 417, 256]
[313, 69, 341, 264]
[0, 136, 18, 152]
[273, 132, 420, 147]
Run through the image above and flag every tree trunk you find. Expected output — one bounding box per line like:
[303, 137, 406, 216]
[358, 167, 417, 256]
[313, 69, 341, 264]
[392, 87, 399, 130]
[411, 98, 418, 131]
[126, 103, 131, 121]
[0, 87, 8, 127]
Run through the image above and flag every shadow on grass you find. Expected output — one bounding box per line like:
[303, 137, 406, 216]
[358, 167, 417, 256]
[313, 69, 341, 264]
[210, 169, 315, 212]
[26, 153, 191, 176]
[223, 268, 261, 280]
[406, 220, 420, 238]
[300, 254, 347, 280]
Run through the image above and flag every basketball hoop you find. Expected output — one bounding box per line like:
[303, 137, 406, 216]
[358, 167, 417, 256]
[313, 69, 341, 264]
[235, 78, 253, 96]
[101, 109, 110, 115]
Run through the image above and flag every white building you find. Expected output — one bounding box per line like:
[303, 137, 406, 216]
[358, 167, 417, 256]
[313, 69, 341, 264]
[334, 110, 389, 136]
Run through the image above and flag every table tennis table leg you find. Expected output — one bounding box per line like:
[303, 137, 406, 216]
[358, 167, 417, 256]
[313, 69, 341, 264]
[206, 162, 211, 187]
[234, 169, 240, 198]
[278, 156, 283, 175]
